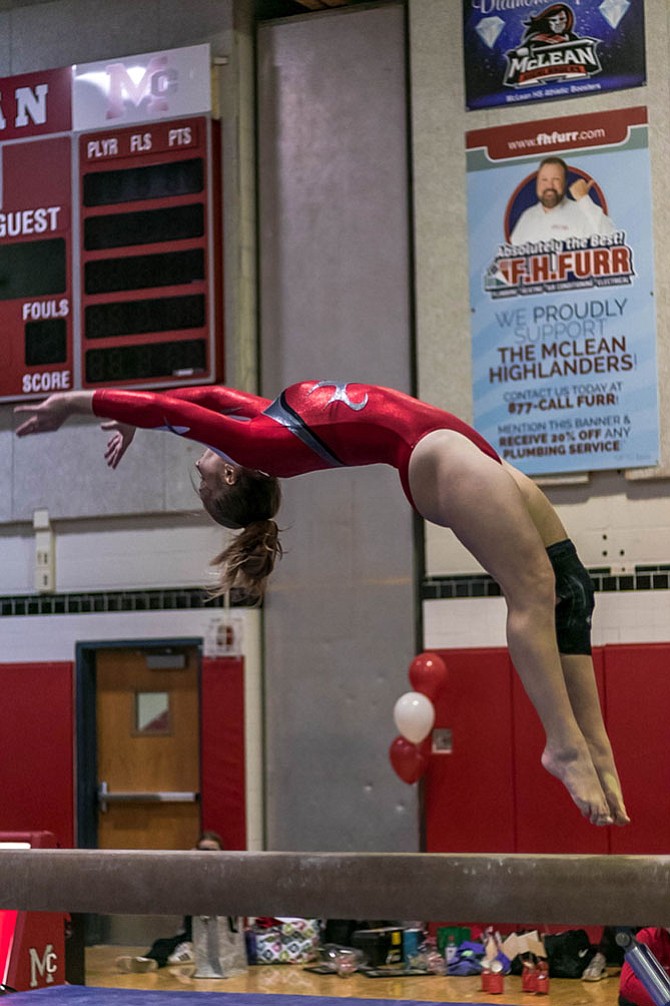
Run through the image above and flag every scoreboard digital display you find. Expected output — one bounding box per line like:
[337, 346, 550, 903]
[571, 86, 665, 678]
[2, 134, 72, 397]
[0, 44, 221, 401]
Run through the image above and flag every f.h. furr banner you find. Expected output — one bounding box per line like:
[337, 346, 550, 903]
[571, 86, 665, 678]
[466, 106, 658, 475]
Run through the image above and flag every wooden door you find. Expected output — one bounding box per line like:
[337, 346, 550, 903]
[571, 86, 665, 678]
[96, 647, 200, 850]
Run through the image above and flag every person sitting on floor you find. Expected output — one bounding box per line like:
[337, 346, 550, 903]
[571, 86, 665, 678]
[116, 830, 224, 973]
[582, 925, 631, 982]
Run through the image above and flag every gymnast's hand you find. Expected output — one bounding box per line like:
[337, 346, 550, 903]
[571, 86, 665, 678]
[101, 421, 136, 469]
[14, 391, 88, 436]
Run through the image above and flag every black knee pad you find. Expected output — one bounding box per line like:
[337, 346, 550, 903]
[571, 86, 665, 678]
[546, 538, 595, 655]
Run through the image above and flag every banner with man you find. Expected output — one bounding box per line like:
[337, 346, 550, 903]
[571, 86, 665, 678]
[466, 106, 658, 475]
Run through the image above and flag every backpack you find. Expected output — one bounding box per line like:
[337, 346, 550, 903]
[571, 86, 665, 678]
[544, 929, 595, 978]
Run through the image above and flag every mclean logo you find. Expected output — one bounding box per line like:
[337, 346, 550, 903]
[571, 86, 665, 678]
[503, 4, 602, 89]
[29, 944, 58, 987]
[504, 39, 602, 88]
[105, 54, 178, 119]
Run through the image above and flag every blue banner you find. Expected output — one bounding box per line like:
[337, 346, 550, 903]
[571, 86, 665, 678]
[463, 0, 646, 111]
[466, 107, 658, 475]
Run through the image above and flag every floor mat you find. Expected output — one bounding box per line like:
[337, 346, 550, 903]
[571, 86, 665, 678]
[3, 987, 515, 1006]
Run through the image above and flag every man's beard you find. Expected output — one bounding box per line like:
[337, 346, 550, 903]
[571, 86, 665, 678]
[540, 189, 562, 209]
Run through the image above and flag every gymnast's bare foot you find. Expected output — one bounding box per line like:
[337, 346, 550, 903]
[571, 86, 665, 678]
[587, 745, 630, 826]
[599, 773, 630, 826]
[541, 744, 613, 825]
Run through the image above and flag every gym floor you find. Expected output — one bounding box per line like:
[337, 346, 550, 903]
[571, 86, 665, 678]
[84, 945, 622, 1005]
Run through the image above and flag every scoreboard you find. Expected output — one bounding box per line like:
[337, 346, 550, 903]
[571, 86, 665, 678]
[0, 44, 221, 401]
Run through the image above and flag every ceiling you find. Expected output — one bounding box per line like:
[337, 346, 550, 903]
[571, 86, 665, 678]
[285, 0, 367, 8]
[255, 0, 373, 18]
[0, 0, 373, 17]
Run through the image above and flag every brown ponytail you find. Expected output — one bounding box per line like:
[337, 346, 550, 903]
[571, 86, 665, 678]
[199, 466, 282, 603]
[209, 518, 283, 604]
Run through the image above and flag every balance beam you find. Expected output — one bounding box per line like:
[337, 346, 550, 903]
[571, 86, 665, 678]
[0, 850, 668, 925]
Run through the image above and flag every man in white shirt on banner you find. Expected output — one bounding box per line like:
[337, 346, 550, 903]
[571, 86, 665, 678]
[510, 156, 616, 245]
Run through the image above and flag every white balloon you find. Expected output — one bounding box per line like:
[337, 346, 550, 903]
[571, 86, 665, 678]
[393, 691, 435, 744]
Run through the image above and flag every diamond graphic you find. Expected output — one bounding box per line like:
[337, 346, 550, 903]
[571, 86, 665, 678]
[599, 0, 630, 29]
[475, 16, 505, 49]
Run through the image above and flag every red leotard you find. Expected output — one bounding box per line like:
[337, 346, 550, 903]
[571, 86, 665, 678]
[92, 380, 501, 511]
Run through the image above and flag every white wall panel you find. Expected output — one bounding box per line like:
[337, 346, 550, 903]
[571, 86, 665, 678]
[425, 591, 670, 650]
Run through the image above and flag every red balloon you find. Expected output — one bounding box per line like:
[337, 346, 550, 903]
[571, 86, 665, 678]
[389, 735, 429, 784]
[409, 652, 448, 701]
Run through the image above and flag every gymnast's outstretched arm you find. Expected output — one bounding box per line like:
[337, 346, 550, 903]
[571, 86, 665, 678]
[165, 384, 271, 417]
[15, 386, 273, 468]
[95, 385, 272, 468]
[14, 388, 282, 473]
[14, 390, 95, 433]
[14, 384, 271, 431]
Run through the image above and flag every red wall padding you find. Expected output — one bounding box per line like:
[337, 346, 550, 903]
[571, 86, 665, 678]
[423, 646, 625, 941]
[425, 643, 670, 859]
[0, 663, 74, 847]
[512, 647, 608, 853]
[604, 643, 670, 854]
[200, 656, 247, 850]
[423, 648, 516, 852]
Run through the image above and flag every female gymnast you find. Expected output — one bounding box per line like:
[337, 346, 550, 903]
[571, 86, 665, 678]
[14, 380, 628, 828]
